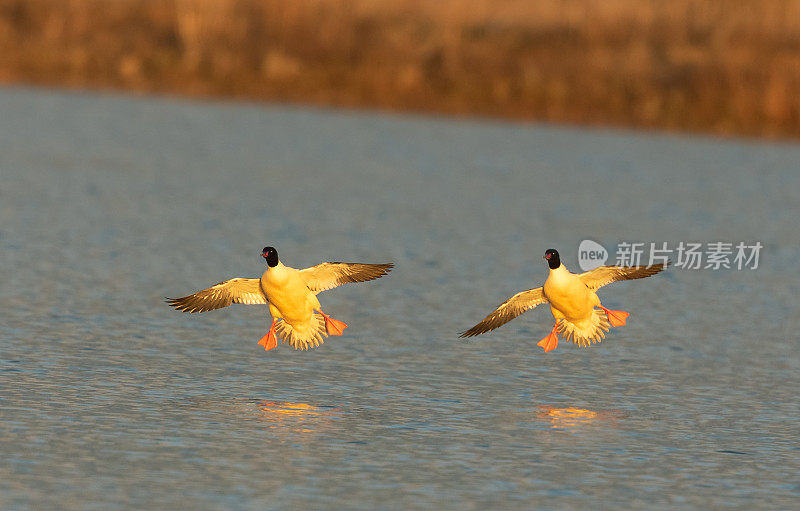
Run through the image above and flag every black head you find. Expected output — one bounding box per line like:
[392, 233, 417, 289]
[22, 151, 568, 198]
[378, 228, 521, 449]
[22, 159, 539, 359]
[543, 249, 561, 269]
[261, 246, 279, 267]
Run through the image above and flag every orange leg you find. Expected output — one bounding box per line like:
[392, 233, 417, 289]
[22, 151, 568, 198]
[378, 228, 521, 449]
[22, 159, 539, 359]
[599, 305, 630, 327]
[318, 310, 348, 336]
[537, 323, 559, 353]
[257, 319, 278, 351]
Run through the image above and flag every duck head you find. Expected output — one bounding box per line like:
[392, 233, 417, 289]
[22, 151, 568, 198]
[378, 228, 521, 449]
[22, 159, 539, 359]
[543, 249, 561, 269]
[262, 246, 279, 267]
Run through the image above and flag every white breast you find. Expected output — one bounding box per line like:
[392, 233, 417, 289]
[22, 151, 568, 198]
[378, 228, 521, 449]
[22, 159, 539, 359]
[543, 265, 595, 321]
[261, 263, 318, 324]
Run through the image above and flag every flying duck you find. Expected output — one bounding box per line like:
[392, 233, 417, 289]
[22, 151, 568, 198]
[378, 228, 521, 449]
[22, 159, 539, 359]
[167, 247, 393, 351]
[459, 249, 665, 352]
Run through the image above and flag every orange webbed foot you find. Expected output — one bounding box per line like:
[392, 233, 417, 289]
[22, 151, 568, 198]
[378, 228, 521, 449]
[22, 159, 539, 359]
[599, 306, 630, 327]
[258, 320, 278, 351]
[537, 324, 559, 353]
[319, 311, 348, 336]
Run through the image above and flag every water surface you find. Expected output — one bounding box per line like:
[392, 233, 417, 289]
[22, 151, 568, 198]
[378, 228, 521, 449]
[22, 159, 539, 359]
[1, 88, 798, 509]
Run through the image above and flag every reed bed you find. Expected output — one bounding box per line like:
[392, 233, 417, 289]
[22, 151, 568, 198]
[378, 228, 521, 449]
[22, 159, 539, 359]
[1, 0, 799, 137]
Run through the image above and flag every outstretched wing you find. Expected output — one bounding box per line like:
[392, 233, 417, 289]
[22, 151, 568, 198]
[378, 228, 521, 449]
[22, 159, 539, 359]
[166, 278, 266, 313]
[459, 287, 548, 338]
[299, 262, 393, 293]
[578, 263, 667, 290]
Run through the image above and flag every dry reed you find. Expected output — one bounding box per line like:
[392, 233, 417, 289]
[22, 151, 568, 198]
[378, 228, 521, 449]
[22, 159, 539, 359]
[1, 0, 799, 137]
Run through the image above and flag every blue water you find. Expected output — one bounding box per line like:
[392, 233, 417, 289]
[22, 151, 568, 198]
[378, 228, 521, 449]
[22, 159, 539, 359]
[1, 87, 798, 509]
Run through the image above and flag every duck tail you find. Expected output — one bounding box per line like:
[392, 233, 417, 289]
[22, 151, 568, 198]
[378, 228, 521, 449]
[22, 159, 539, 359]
[557, 309, 611, 347]
[273, 313, 329, 350]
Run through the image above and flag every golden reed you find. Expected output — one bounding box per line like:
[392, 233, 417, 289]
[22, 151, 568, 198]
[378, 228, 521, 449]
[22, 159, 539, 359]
[1, 0, 798, 138]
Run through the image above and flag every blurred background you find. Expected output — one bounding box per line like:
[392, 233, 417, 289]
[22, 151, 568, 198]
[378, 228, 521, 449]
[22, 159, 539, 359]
[1, 0, 799, 138]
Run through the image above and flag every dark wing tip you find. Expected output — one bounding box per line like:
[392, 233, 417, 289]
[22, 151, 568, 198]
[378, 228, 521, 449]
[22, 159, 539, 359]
[644, 262, 668, 277]
[458, 320, 497, 338]
[338, 262, 394, 285]
[165, 295, 197, 313]
[615, 261, 668, 282]
[369, 262, 393, 278]
[458, 328, 480, 338]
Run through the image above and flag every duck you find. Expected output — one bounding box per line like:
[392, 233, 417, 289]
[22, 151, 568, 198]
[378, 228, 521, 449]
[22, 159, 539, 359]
[167, 247, 393, 351]
[459, 249, 666, 352]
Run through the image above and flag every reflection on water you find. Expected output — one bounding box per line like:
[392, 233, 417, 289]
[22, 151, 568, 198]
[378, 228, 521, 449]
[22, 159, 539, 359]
[536, 405, 623, 430]
[243, 400, 342, 433]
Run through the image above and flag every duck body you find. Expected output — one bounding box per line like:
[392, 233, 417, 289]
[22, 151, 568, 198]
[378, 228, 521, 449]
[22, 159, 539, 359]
[542, 262, 610, 348]
[460, 248, 666, 353]
[260, 261, 320, 332]
[543, 264, 598, 323]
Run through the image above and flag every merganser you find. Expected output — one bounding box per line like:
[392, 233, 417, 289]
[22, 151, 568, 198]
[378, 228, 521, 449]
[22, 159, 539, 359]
[460, 249, 665, 352]
[167, 247, 393, 351]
